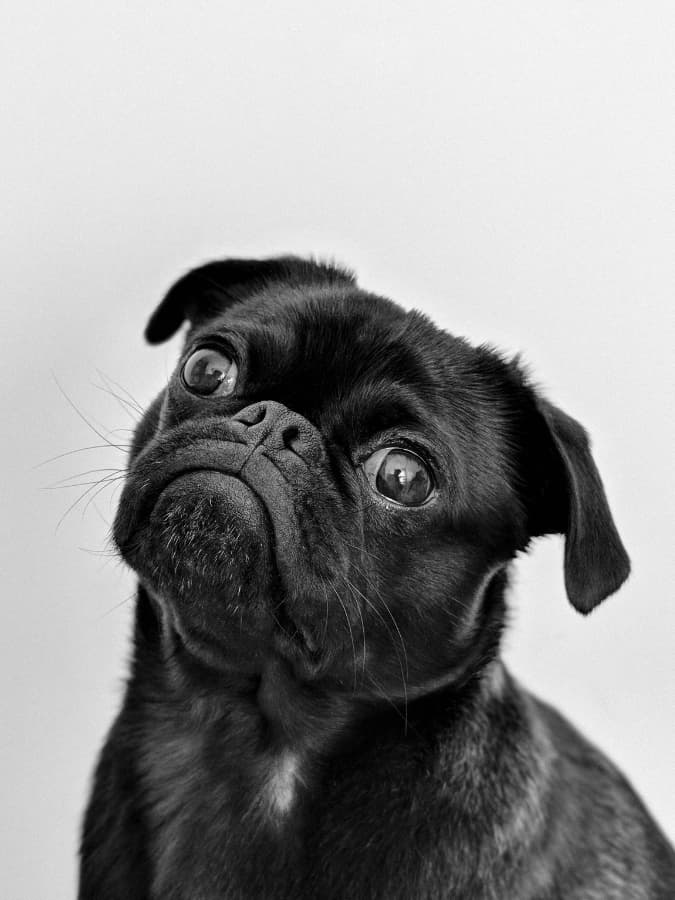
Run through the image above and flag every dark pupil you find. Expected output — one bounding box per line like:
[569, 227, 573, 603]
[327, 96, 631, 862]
[184, 349, 228, 394]
[375, 451, 431, 505]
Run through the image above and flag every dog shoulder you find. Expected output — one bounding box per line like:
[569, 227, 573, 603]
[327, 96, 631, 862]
[524, 692, 675, 898]
[78, 709, 151, 899]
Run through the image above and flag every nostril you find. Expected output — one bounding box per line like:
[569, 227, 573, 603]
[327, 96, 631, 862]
[282, 426, 302, 454]
[234, 404, 267, 427]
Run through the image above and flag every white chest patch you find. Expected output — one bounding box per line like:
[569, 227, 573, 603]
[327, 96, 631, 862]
[266, 750, 302, 817]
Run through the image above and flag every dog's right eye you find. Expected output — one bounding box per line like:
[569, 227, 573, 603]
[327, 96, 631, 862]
[363, 447, 434, 507]
[181, 347, 238, 397]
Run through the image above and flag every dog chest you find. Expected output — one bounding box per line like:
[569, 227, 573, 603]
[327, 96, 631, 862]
[134, 685, 552, 900]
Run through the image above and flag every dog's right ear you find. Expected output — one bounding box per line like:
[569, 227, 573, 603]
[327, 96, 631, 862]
[144, 256, 355, 344]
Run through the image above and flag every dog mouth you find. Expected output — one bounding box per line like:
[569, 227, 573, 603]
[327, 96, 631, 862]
[113, 420, 363, 680]
[271, 601, 322, 660]
[165, 597, 322, 671]
[154, 470, 322, 656]
[117, 456, 328, 665]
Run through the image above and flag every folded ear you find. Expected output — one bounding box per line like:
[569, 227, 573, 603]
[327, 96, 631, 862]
[527, 398, 630, 614]
[145, 256, 354, 344]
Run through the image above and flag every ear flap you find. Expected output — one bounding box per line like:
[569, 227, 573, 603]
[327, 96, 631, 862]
[529, 398, 630, 613]
[145, 255, 355, 344]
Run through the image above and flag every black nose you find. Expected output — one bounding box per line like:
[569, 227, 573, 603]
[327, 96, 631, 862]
[232, 402, 271, 429]
[232, 402, 307, 454]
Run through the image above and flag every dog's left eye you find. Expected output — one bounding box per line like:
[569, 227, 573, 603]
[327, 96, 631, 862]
[363, 447, 434, 507]
[181, 346, 238, 396]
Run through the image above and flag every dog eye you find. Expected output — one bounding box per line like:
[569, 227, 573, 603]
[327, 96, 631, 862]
[363, 448, 434, 507]
[181, 347, 238, 397]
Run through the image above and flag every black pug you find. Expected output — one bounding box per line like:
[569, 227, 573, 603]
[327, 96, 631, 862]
[80, 257, 674, 899]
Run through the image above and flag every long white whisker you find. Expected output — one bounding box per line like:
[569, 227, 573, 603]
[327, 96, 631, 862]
[340, 575, 368, 678]
[344, 574, 409, 732]
[325, 579, 358, 691]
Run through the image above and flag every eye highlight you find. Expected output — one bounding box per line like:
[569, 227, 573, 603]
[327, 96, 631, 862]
[363, 447, 434, 507]
[181, 346, 238, 397]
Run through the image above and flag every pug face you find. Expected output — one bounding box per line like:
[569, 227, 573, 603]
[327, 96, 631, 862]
[113, 258, 629, 700]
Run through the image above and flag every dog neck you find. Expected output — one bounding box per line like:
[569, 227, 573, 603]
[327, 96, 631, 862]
[133, 562, 506, 733]
[131, 571, 507, 818]
[127, 580, 519, 897]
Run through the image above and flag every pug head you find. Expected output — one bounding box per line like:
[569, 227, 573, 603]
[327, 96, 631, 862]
[113, 257, 630, 698]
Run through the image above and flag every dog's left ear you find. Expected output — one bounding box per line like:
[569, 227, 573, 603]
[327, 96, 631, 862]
[144, 256, 355, 343]
[525, 398, 630, 614]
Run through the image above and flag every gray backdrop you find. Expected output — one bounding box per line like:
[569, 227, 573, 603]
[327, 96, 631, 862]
[2, 3, 674, 897]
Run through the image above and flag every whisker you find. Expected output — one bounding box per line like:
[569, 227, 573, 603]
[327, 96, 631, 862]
[336, 539, 409, 682]
[82, 477, 123, 518]
[93, 376, 143, 421]
[91, 500, 114, 530]
[96, 370, 145, 415]
[52, 374, 129, 452]
[34, 443, 130, 469]
[366, 670, 412, 732]
[350, 567, 409, 679]
[54, 473, 123, 532]
[325, 578, 358, 691]
[78, 545, 119, 557]
[44, 467, 124, 489]
[340, 574, 368, 678]
[98, 591, 136, 619]
[341, 539, 386, 566]
[46, 480, 119, 491]
[342, 572, 409, 731]
[319, 578, 331, 652]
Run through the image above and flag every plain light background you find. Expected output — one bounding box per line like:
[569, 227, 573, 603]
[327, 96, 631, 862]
[2, 3, 674, 897]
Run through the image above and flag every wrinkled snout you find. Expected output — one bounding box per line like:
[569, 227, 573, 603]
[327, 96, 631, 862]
[113, 400, 362, 670]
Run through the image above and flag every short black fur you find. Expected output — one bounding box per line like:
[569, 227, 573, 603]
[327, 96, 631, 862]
[80, 257, 673, 899]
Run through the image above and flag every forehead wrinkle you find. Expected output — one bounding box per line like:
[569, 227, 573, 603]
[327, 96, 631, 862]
[243, 309, 422, 394]
[209, 295, 451, 436]
[328, 377, 429, 444]
[209, 288, 433, 381]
